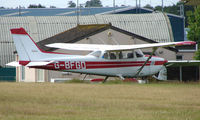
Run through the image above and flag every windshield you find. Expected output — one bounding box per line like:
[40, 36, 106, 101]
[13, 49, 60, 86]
[135, 49, 144, 57]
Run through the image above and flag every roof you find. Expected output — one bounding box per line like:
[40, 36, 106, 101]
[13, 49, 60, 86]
[181, 0, 200, 5]
[100, 7, 184, 42]
[0, 13, 173, 67]
[0, 6, 184, 42]
[0, 7, 126, 16]
[37, 24, 111, 51]
[100, 7, 184, 18]
[37, 24, 177, 52]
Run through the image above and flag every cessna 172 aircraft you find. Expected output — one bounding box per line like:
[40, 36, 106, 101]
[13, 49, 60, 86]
[7, 28, 196, 82]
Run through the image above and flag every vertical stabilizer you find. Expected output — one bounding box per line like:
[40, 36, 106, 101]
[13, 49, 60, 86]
[10, 28, 44, 62]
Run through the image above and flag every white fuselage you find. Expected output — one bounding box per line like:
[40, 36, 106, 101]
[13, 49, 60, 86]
[33, 54, 167, 78]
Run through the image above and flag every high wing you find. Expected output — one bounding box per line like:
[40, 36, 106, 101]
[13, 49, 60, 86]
[46, 41, 196, 51]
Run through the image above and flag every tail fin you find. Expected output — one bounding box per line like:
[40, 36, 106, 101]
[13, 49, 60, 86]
[10, 27, 69, 66]
[11, 28, 44, 63]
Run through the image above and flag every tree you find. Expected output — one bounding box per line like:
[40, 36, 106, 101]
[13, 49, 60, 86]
[155, 5, 162, 11]
[184, 5, 195, 26]
[144, 4, 153, 10]
[85, 0, 103, 7]
[187, 6, 200, 59]
[68, 1, 76, 8]
[28, 4, 46, 8]
[154, 2, 184, 15]
[164, 4, 179, 15]
[50, 6, 56, 8]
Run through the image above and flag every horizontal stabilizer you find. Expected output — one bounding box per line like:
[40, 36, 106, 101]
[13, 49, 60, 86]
[6, 61, 21, 67]
[6, 61, 53, 67]
[26, 61, 53, 67]
[167, 60, 200, 67]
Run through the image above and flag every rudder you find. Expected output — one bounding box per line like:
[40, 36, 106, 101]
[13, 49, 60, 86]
[10, 28, 44, 63]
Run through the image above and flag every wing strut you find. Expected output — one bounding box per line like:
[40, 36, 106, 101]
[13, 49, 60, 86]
[82, 74, 88, 81]
[102, 76, 109, 83]
[135, 47, 158, 77]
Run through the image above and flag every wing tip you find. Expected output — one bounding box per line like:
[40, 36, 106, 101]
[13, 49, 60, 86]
[176, 41, 196, 46]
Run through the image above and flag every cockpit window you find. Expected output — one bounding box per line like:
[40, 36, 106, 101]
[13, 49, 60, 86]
[127, 53, 134, 58]
[120, 51, 134, 59]
[102, 52, 117, 59]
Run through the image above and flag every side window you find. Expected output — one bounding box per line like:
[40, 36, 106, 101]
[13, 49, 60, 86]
[119, 52, 123, 59]
[103, 53, 109, 59]
[110, 52, 116, 59]
[102, 51, 136, 60]
[127, 52, 134, 58]
[121, 51, 134, 59]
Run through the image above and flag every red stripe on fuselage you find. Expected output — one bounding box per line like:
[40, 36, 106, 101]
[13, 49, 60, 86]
[85, 61, 151, 69]
[155, 60, 168, 65]
[31, 61, 165, 70]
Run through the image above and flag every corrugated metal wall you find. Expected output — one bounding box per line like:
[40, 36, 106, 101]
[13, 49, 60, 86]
[0, 13, 173, 67]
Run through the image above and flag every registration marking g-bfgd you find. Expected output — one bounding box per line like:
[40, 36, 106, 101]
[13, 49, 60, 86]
[54, 61, 86, 70]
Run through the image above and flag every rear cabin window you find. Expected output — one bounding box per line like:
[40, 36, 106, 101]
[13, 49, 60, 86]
[110, 52, 117, 59]
[90, 51, 101, 58]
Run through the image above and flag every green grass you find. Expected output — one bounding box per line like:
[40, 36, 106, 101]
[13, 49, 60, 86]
[0, 82, 200, 120]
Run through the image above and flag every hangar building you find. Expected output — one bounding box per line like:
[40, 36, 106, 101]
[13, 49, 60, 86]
[0, 7, 197, 82]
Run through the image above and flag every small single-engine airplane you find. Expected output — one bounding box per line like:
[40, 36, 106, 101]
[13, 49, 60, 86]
[7, 28, 196, 82]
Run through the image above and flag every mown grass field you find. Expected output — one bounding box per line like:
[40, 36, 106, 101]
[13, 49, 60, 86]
[0, 82, 200, 120]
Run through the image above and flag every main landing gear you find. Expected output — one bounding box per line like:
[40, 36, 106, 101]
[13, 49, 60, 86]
[102, 76, 109, 83]
[137, 76, 149, 84]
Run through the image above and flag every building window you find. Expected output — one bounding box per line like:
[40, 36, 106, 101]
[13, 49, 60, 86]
[176, 55, 183, 60]
[21, 66, 25, 81]
[37, 69, 44, 82]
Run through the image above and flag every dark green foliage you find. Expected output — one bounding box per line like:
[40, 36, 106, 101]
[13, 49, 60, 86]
[50, 6, 56, 8]
[143, 4, 154, 10]
[68, 1, 76, 8]
[85, 0, 103, 7]
[187, 6, 200, 59]
[28, 4, 46, 8]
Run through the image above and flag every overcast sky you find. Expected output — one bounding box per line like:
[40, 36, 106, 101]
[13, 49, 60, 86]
[1, 0, 180, 8]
